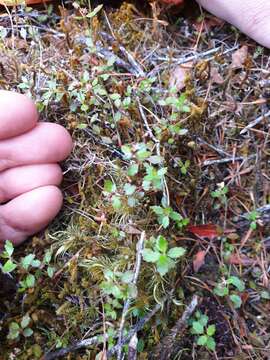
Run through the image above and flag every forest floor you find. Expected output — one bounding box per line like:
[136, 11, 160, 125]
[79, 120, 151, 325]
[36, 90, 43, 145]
[0, 1, 270, 359]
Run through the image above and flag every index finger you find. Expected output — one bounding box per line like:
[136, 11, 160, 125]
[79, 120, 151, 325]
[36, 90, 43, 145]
[0, 90, 38, 140]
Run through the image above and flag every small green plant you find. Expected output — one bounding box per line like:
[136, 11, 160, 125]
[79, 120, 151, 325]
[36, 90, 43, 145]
[142, 235, 185, 276]
[178, 159, 190, 176]
[7, 314, 33, 340]
[211, 182, 228, 204]
[151, 205, 189, 229]
[245, 210, 259, 230]
[190, 311, 216, 351]
[0, 240, 17, 274]
[214, 275, 245, 308]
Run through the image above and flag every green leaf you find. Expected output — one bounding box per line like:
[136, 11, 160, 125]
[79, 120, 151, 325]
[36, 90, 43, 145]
[2, 259, 17, 274]
[169, 211, 182, 221]
[206, 336, 216, 351]
[112, 195, 122, 210]
[142, 249, 160, 263]
[199, 314, 209, 327]
[214, 284, 229, 297]
[21, 254, 35, 270]
[197, 335, 208, 346]
[148, 155, 164, 164]
[21, 314, 31, 329]
[43, 250, 52, 264]
[192, 321, 204, 334]
[104, 180, 116, 193]
[161, 216, 170, 229]
[25, 274, 35, 288]
[127, 164, 139, 176]
[4, 240, 14, 257]
[86, 4, 103, 18]
[156, 255, 174, 276]
[7, 322, 20, 340]
[227, 276, 245, 291]
[121, 271, 134, 283]
[155, 236, 168, 253]
[23, 327, 33, 337]
[124, 183, 136, 196]
[167, 247, 186, 258]
[230, 294, 242, 309]
[207, 325, 216, 336]
[47, 266, 55, 278]
[151, 206, 164, 215]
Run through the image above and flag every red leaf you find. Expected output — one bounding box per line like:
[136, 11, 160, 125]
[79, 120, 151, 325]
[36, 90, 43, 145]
[193, 250, 206, 272]
[187, 224, 221, 239]
[227, 253, 255, 266]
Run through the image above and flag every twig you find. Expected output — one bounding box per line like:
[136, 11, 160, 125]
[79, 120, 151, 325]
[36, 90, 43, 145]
[196, 137, 230, 157]
[128, 334, 138, 360]
[99, 31, 145, 77]
[152, 295, 199, 360]
[240, 110, 270, 135]
[44, 294, 164, 360]
[43, 335, 106, 360]
[107, 302, 162, 358]
[202, 155, 256, 166]
[116, 232, 145, 360]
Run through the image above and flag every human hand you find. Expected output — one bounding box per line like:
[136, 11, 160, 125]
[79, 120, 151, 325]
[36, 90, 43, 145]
[0, 91, 72, 246]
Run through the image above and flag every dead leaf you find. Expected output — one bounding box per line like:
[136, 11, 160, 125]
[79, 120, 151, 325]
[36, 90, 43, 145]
[193, 250, 206, 272]
[231, 45, 248, 69]
[227, 253, 255, 266]
[187, 224, 222, 239]
[169, 63, 192, 91]
[193, 16, 225, 32]
[210, 66, 224, 84]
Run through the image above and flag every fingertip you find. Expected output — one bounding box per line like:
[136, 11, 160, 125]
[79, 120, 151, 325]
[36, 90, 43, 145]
[0, 90, 38, 140]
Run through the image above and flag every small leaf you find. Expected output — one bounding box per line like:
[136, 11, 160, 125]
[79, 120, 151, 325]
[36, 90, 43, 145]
[227, 276, 245, 292]
[230, 294, 242, 309]
[156, 255, 175, 276]
[121, 271, 134, 283]
[21, 254, 35, 270]
[23, 328, 33, 337]
[4, 240, 14, 257]
[47, 266, 55, 278]
[112, 196, 122, 210]
[193, 250, 206, 272]
[207, 325, 216, 336]
[21, 314, 31, 329]
[124, 183, 136, 196]
[104, 180, 116, 193]
[192, 321, 204, 334]
[127, 164, 139, 176]
[197, 335, 208, 346]
[25, 274, 35, 288]
[142, 249, 160, 263]
[155, 236, 168, 253]
[151, 206, 164, 215]
[86, 4, 103, 18]
[2, 259, 17, 274]
[206, 336, 216, 351]
[161, 216, 170, 229]
[167, 247, 186, 258]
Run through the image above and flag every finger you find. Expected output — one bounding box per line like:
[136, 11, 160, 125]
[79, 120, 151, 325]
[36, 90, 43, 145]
[0, 164, 63, 203]
[0, 90, 38, 140]
[0, 186, 63, 246]
[0, 122, 73, 171]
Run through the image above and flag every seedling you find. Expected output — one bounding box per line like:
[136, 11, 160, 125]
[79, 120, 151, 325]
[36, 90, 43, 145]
[190, 311, 216, 351]
[142, 235, 185, 276]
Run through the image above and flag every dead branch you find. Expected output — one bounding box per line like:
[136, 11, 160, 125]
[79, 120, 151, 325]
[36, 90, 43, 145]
[152, 295, 199, 360]
[116, 232, 145, 360]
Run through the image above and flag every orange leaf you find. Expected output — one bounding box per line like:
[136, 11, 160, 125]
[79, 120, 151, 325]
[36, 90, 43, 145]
[169, 63, 192, 91]
[193, 250, 206, 272]
[187, 224, 221, 239]
[231, 45, 248, 69]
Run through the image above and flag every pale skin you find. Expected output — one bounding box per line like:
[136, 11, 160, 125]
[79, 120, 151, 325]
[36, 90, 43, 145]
[0, 0, 269, 247]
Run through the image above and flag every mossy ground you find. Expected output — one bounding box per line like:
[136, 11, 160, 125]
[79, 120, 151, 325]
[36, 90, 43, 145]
[0, 1, 270, 359]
